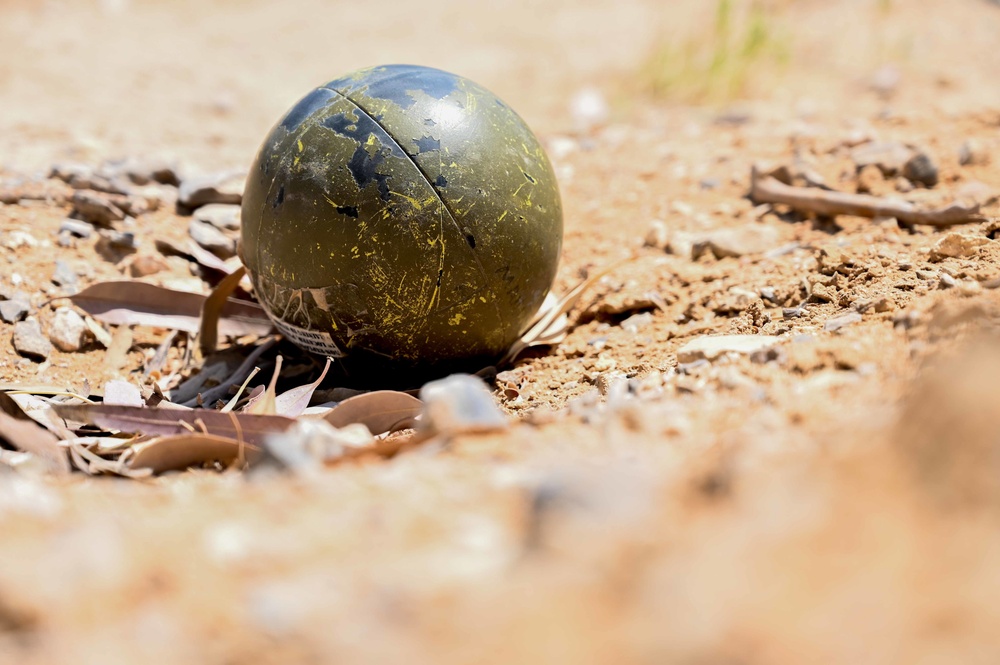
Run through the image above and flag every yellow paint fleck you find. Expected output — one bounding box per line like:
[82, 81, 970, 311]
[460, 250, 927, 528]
[448, 313, 466, 326]
[297, 139, 304, 152]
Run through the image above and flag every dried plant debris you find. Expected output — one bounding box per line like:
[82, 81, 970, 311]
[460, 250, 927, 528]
[66, 281, 271, 337]
[750, 163, 990, 227]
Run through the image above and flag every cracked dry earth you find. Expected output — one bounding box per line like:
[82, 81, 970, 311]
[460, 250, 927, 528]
[3, 0, 1000, 663]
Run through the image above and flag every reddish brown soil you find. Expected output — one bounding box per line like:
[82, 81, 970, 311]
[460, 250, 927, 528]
[2, 1, 1000, 663]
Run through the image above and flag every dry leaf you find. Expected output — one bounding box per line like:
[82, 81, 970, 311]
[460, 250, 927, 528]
[221, 367, 261, 412]
[177, 337, 278, 407]
[68, 440, 150, 478]
[501, 259, 632, 365]
[246, 354, 283, 415]
[273, 357, 332, 417]
[322, 390, 423, 435]
[51, 403, 296, 446]
[0, 393, 70, 474]
[4, 392, 77, 439]
[67, 281, 271, 337]
[199, 265, 248, 356]
[125, 433, 262, 473]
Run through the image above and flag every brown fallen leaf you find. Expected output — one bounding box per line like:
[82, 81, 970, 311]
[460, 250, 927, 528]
[65, 281, 272, 337]
[322, 390, 423, 435]
[51, 403, 296, 446]
[199, 265, 249, 356]
[0, 393, 70, 475]
[124, 433, 262, 473]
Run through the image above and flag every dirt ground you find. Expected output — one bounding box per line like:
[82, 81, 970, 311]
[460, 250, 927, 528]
[2, 0, 1000, 663]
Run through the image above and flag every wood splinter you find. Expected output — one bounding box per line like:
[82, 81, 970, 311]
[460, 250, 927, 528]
[750, 165, 989, 227]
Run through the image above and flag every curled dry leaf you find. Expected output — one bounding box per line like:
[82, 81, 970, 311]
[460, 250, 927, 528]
[321, 390, 423, 435]
[3, 391, 77, 439]
[66, 281, 272, 337]
[273, 357, 333, 417]
[246, 354, 283, 415]
[51, 403, 296, 446]
[199, 265, 248, 357]
[0, 394, 70, 475]
[124, 433, 262, 474]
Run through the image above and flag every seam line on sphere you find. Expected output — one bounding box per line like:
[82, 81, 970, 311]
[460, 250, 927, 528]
[320, 86, 507, 341]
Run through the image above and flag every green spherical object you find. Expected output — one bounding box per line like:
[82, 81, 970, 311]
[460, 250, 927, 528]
[241, 64, 562, 380]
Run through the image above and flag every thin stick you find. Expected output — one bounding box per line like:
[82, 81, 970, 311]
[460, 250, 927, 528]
[750, 166, 988, 227]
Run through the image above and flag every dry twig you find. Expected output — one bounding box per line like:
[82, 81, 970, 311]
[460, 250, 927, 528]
[750, 165, 988, 227]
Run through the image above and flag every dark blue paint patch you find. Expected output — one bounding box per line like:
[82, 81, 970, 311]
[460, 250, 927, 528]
[424, 118, 437, 126]
[280, 87, 336, 132]
[522, 171, 536, 184]
[322, 111, 405, 158]
[414, 135, 441, 153]
[321, 110, 408, 203]
[434, 174, 448, 188]
[336, 205, 359, 218]
[346, 149, 392, 202]
[272, 184, 285, 209]
[331, 65, 459, 110]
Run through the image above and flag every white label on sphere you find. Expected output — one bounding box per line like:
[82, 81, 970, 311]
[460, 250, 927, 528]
[272, 318, 345, 358]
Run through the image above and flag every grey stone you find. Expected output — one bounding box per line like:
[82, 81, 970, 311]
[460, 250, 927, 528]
[264, 420, 374, 472]
[50, 162, 130, 194]
[71, 191, 125, 226]
[178, 172, 244, 209]
[783, 307, 805, 319]
[119, 157, 182, 186]
[850, 142, 913, 176]
[823, 311, 862, 332]
[958, 139, 990, 167]
[419, 374, 508, 435]
[194, 203, 241, 230]
[0, 298, 29, 323]
[49, 308, 88, 352]
[59, 219, 94, 238]
[13, 319, 51, 360]
[902, 151, 939, 187]
[620, 311, 654, 334]
[643, 219, 669, 250]
[929, 233, 990, 262]
[697, 224, 780, 259]
[99, 229, 139, 251]
[51, 260, 77, 288]
[676, 334, 780, 364]
[188, 219, 237, 258]
[129, 253, 168, 277]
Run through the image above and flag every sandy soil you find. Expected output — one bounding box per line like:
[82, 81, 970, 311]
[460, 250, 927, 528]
[2, 0, 1000, 663]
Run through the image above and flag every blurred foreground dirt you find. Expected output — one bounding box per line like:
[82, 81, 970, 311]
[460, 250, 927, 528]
[2, 0, 1000, 663]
